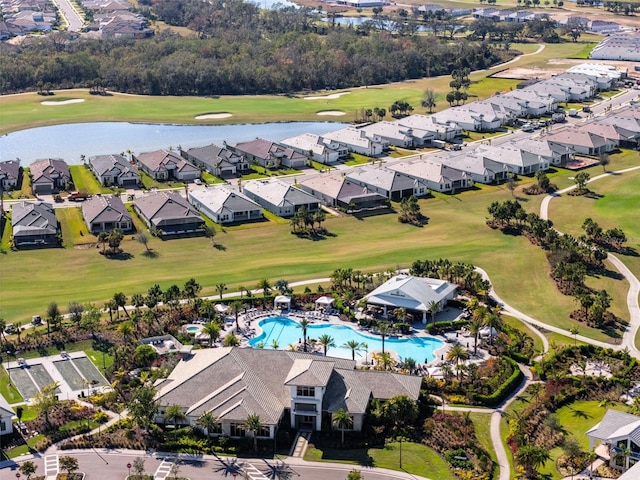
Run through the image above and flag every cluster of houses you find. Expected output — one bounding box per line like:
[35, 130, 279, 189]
[3, 62, 637, 246]
[0, 0, 57, 38]
[81, 0, 152, 39]
[590, 32, 640, 62]
[472, 7, 548, 23]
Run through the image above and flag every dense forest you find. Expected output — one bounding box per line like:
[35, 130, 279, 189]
[0, 0, 515, 95]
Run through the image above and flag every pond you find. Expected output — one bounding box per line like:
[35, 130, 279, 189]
[0, 121, 348, 164]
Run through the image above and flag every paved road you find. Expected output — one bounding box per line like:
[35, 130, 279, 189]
[1, 449, 435, 480]
[50, 0, 83, 31]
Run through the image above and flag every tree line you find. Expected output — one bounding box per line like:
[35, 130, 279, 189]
[0, 10, 512, 95]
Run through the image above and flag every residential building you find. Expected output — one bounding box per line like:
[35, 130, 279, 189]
[434, 151, 511, 184]
[389, 158, 470, 193]
[233, 138, 307, 169]
[394, 114, 460, 142]
[133, 150, 200, 182]
[11, 201, 59, 247]
[280, 133, 346, 164]
[299, 172, 387, 210]
[543, 126, 616, 156]
[242, 179, 319, 217]
[322, 127, 385, 156]
[475, 144, 550, 175]
[590, 33, 640, 62]
[567, 62, 627, 82]
[364, 274, 458, 324]
[581, 122, 639, 149]
[0, 394, 13, 435]
[0, 160, 21, 190]
[503, 90, 557, 116]
[360, 122, 415, 148]
[596, 115, 640, 137]
[432, 107, 501, 132]
[133, 191, 204, 235]
[154, 348, 422, 437]
[89, 154, 140, 187]
[189, 185, 263, 224]
[81, 195, 132, 233]
[29, 158, 71, 195]
[587, 409, 640, 472]
[506, 138, 569, 165]
[180, 144, 248, 178]
[346, 165, 427, 201]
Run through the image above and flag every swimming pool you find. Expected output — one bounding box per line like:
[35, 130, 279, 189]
[248, 317, 443, 362]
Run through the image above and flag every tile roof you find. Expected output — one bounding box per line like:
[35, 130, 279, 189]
[365, 274, 457, 312]
[29, 158, 70, 185]
[243, 179, 318, 208]
[89, 154, 138, 177]
[346, 165, 421, 193]
[0, 160, 20, 181]
[189, 185, 261, 216]
[134, 191, 202, 224]
[135, 150, 198, 174]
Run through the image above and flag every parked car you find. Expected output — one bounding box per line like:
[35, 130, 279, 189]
[4, 323, 16, 334]
[194, 179, 202, 185]
[32, 315, 42, 325]
[522, 123, 534, 132]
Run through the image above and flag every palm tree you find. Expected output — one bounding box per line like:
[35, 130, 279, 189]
[297, 318, 311, 352]
[427, 300, 440, 326]
[446, 344, 469, 380]
[467, 318, 482, 355]
[196, 411, 219, 437]
[164, 404, 187, 440]
[373, 352, 394, 371]
[223, 332, 240, 347]
[202, 322, 220, 347]
[569, 325, 579, 346]
[516, 445, 551, 478]
[318, 334, 336, 356]
[332, 409, 353, 446]
[377, 322, 390, 354]
[483, 312, 502, 345]
[258, 279, 271, 307]
[231, 301, 241, 333]
[215, 283, 227, 299]
[244, 414, 263, 453]
[343, 340, 363, 361]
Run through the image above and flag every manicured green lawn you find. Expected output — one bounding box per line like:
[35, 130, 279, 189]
[305, 441, 455, 480]
[0, 169, 634, 347]
[57, 206, 97, 247]
[69, 165, 114, 194]
[1, 212, 12, 251]
[502, 315, 544, 357]
[5, 434, 44, 459]
[539, 400, 627, 479]
[0, 367, 24, 404]
[344, 154, 374, 166]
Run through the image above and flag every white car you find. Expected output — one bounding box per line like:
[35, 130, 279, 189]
[194, 179, 202, 185]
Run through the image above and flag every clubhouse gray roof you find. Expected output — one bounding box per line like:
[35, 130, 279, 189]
[346, 165, 421, 192]
[365, 274, 458, 312]
[243, 179, 318, 208]
[11, 201, 57, 236]
[89, 154, 138, 177]
[155, 348, 421, 423]
[134, 191, 202, 223]
[189, 185, 261, 215]
[82, 195, 131, 225]
[587, 409, 640, 445]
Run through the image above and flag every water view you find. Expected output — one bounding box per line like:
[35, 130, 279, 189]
[0, 121, 348, 164]
[249, 316, 443, 362]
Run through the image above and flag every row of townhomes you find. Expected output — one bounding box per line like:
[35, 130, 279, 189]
[5, 64, 637, 246]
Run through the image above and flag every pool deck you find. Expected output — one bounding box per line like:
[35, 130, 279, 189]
[227, 306, 489, 376]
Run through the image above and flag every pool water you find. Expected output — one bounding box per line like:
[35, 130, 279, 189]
[186, 326, 200, 333]
[249, 317, 443, 362]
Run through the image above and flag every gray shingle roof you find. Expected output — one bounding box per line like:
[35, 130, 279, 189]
[82, 195, 131, 225]
[189, 186, 261, 216]
[243, 179, 319, 208]
[89, 154, 139, 178]
[11, 201, 57, 236]
[133, 191, 202, 225]
[0, 160, 20, 182]
[346, 165, 420, 193]
[587, 409, 640, 445]
[29, 158, 70, 185]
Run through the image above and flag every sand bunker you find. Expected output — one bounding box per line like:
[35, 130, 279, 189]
[317, 111, 346, 116]
[195, 112, 233, 119]
[41, 99, 85, 106]
[304, 92, 350, 101]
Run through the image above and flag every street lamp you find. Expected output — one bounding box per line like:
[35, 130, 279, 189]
[127, 462, 132, 478]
